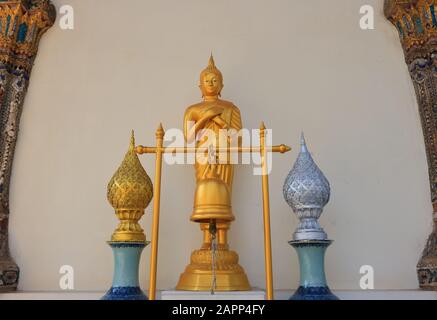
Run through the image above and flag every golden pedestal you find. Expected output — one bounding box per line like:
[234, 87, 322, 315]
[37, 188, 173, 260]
[176, 222, 251, 291]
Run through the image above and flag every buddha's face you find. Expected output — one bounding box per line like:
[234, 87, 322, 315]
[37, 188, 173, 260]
[200, 72, 223, 97]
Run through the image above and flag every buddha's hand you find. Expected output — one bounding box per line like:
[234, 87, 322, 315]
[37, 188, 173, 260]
[195, 107, 223, 127]
[212, 115, 229, 129]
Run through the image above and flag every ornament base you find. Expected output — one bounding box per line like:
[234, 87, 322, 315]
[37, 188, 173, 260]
[289, 240, 339, 300]
[290, 286, 338, 300]
[102, 242, 147, 300]
[102, 286, 147, 300]
[417, 227, 437, 290]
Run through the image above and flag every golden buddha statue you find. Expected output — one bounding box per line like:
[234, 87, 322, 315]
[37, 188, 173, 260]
[176, 55, 251, 291]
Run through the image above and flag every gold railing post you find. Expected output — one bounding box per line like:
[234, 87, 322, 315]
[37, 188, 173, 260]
[260, 122, 274, 300]
[148, 123, 165, 300]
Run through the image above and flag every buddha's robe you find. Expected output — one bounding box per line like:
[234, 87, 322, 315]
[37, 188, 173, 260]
[184, 100, 242, 193]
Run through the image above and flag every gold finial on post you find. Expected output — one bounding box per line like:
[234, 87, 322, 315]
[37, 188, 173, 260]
[130, 130, 136, 151]
[260, 121, 266, 131]
[279, 144, 292, 154]
[156, 123, 164, 139]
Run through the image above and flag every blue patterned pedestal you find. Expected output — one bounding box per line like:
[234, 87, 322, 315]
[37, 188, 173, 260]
[289, 240, 338, 300]
[102, 242, 148, 300]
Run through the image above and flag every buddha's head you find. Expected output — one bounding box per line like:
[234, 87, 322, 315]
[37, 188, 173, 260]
[199, 54, 223, 98]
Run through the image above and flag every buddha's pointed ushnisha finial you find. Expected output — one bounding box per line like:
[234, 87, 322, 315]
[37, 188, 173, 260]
[200, 53, 223, 94]
[204, 53, 220, 75]
[209, 52, 216, 69]
[300, 132, 308, 153]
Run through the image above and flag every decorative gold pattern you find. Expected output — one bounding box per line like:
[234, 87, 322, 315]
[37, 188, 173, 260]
[386, 0, 437, 290]
[0, 1, 55, 71]
[107, 132, 153, 243]
[385, 0, 437, 62]
[0, 0, 55, 292]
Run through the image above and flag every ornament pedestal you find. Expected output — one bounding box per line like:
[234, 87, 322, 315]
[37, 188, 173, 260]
[0, 257, 19, 292]
[417, 224, 437, 290]
[102, 242, 148, 300]
[289, 240, 338, 300]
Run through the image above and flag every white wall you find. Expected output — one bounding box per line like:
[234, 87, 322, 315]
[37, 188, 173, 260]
[8, 0, 432, 291]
